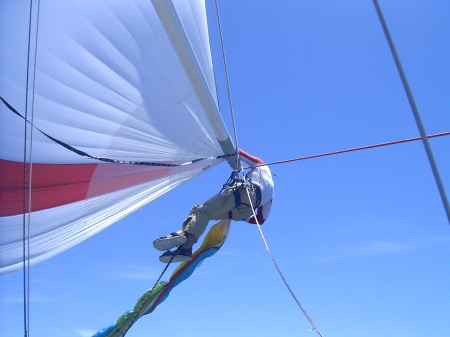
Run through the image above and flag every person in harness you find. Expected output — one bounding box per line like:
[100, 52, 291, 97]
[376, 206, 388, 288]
[153, 149, 274, 263]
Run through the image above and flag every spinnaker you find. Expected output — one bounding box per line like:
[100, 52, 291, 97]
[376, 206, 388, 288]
[0, 0, 237, 276]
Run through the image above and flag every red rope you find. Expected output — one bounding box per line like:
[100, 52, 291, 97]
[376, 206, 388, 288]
[264, 131, 450, 167]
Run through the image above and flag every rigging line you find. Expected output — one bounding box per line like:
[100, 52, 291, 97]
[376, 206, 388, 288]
[244, 185, 324, 337]
[372, 0, 450, 225]
[244, 132, 450, 168]
[119, 256, 175, 337]
[213, 0, 241, 170]
[22, 0, 40, 335]
[26, 1, 42, 335]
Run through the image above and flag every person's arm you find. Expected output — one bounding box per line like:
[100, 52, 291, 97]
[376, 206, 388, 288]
[239, 149, 265, 166]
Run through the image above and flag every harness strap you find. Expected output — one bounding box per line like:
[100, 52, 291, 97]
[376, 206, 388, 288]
[228, 189, 242, 219]
[227, 184, 262, 219]
[233, 189, 241, 207]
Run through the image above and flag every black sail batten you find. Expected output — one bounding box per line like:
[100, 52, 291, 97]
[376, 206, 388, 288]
[1, 97, 235, 167]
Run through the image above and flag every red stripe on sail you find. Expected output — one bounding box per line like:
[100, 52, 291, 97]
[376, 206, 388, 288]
[0, 159, 170, 216]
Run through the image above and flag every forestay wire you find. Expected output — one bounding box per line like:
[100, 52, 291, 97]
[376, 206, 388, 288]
[372, 0, 450, 225]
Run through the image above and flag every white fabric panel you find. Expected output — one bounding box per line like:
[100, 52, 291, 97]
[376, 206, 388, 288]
[0, 0, 221, 163]
[0, 159, 221, 276]
[173, 0, 218, 105]
[0, 1, 229, 275]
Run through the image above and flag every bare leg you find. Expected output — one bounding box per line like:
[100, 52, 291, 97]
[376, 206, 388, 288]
[175, 230, 196, 249]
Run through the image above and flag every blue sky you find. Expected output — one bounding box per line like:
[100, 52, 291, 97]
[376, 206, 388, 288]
[1, 1, 450, 337]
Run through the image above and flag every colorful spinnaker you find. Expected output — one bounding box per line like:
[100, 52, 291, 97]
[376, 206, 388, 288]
[0, 0, 237, 276]
[92, 219, 231, 337]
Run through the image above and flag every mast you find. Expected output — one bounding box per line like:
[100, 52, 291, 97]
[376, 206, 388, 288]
[151, 0, 239, 170]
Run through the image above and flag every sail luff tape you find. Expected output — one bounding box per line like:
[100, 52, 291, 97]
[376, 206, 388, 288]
[151, 0, 238, 170]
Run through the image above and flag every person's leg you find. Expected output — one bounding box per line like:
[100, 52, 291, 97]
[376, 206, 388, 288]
[181, 231, 197, 249]
[214, 185, 257, 221]
[154, 190, 235, 251]
[181, 187, 237, 243]
[155, 185, 254, 257]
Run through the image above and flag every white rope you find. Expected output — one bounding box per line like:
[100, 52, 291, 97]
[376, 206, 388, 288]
[244, 186, 325, 337]
[212, 3, 323, 331]
[213, 0, 241, 170]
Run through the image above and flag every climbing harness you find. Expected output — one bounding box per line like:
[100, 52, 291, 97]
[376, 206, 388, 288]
[220, 171, 262, 219]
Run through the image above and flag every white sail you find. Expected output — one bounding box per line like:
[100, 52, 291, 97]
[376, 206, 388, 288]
[0, 0, 235, 276]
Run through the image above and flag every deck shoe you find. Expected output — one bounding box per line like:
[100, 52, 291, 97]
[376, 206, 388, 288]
[153, 232, 187, 251]
[159, 247, 193, 263]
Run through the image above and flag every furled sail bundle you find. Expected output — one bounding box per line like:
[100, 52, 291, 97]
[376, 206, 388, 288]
[0, 0, 237, 276]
